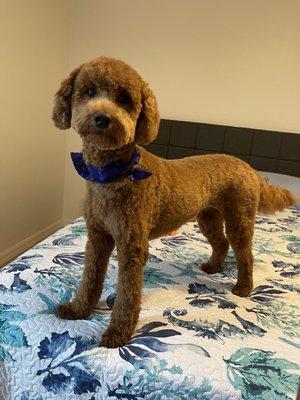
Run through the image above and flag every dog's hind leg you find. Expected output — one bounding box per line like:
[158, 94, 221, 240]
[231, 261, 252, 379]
[224, 209, 255, 297]
[197, 207, 229, 273]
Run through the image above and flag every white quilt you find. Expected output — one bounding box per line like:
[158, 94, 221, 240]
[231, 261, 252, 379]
[0, 207, 299, 399]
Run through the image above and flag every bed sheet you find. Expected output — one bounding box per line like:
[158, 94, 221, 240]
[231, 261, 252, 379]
[0, 178, 299, 400]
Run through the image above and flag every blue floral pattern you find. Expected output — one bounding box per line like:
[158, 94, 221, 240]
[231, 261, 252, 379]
[0, 303, 28, 361]
[224, 348, 299, 400]
[37, 331, 99, 395]
[0, 206, 299, 399]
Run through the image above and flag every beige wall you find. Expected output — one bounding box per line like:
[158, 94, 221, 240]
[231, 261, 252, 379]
[69, 0, 300, 132]
[0, 0, 70, 265]
[63, 0, 300, 223]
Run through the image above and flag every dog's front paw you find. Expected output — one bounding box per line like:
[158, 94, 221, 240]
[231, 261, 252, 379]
[232, 284, 253, 297]
[101, 326, 132, 348]
[201, 261, 223, 274]
[56, 302, 91, 320]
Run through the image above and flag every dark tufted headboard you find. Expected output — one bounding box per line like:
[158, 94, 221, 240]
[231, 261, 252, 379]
[145, 119, 300, 177]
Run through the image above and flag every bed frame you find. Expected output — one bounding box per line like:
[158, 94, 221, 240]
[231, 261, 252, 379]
[146, 119, 300, 177]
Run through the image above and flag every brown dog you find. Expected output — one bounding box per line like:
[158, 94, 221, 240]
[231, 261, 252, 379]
[52, 56, 296, 348]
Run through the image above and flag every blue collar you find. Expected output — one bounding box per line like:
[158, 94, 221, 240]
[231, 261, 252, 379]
[70, 150, 151, 184]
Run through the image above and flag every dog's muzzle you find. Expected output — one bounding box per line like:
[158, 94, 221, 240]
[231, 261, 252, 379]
[93, 112, 111, 129]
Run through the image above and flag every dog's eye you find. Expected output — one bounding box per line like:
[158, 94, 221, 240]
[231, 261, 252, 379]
[86, 86, 97, 97]
[117, 93, 131, 106]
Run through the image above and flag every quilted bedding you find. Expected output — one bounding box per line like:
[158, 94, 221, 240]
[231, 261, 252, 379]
[0, 208, 299, 399]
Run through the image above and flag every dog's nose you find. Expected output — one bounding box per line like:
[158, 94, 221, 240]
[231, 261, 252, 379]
[93, 113, 111, 129]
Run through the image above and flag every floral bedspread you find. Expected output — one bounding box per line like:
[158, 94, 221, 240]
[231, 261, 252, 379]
[0, 208, 299, 400]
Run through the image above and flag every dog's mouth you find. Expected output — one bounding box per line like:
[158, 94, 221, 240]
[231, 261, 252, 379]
[75, 117, 135, 150]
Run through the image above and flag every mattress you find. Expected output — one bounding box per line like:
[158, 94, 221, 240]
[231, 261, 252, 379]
[0, 175, 299, 399]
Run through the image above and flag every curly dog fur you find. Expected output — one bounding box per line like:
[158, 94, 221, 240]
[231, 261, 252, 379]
[52, 56, 297, 347]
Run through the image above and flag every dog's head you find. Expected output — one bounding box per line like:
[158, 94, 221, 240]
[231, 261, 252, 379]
[52, 57, 160, 150]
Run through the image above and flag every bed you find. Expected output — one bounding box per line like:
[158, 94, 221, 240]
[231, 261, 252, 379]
[0, 172, 299, 400]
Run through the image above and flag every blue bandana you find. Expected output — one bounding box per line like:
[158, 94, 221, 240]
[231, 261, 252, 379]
[70, 150, 151, 184]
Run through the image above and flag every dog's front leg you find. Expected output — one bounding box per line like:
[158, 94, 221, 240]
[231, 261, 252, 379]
[101, 237, 148, 348]
[57, 225, 114, 319]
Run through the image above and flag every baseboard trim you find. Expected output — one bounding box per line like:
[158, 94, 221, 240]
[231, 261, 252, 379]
[62, 215, 83, 227]
[62, 218, 74, 227]
[0, 219, 63, 268]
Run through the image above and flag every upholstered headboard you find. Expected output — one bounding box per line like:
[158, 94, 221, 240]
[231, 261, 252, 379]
[146, 119, 300, 177]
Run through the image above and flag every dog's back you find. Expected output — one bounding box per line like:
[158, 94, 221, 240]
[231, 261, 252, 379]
[138, 148, 297, 240]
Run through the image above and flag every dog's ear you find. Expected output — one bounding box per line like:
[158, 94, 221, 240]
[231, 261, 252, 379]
[52, 66, 82, 129]
[135, 83, 160, 145]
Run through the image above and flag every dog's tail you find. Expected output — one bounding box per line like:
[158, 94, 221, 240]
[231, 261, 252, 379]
[257, 174, 298, 214]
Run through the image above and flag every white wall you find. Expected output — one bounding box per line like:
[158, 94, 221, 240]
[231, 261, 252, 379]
[0, 0, 70, 265]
